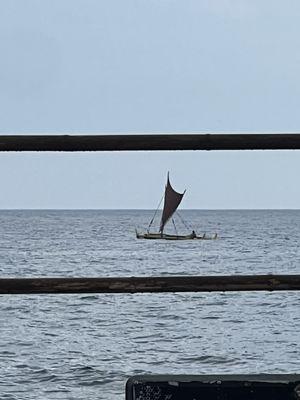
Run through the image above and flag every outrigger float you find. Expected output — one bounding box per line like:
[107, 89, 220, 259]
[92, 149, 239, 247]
[136, 173, 217, 240]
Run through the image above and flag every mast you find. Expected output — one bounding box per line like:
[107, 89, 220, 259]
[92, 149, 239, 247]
[159, 173, 185, 233]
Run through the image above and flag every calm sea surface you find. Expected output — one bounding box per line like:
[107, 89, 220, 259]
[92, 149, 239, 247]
[0, 210, 299, 399]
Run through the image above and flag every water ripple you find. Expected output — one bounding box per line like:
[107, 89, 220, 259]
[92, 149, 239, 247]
[0, 210, 299, 399]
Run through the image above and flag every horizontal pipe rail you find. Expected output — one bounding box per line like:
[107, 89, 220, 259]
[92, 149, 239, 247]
[0, 275, 300, 294]
[1, 134, 300, 152]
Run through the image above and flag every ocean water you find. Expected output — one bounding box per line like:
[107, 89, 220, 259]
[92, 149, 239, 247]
[0, 210, 299, 399]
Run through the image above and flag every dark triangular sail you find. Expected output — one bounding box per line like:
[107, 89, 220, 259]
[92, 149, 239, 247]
[159, 174, 185, 232]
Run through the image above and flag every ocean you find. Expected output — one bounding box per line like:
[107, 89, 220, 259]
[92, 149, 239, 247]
[0, 210, 299, 399]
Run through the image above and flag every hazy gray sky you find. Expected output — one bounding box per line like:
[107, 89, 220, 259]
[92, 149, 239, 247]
[1, 0, 300, 209]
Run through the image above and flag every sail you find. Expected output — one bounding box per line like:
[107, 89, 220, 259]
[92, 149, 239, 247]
[159, 174, 185, 232]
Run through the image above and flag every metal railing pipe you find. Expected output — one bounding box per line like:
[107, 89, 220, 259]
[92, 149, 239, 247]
[1, 134, 300, 151]
[0, 275, 299, 294]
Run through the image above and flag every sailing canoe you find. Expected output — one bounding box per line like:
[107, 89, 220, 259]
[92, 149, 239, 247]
[136, 230, 217, 240]
[135, 173, 217, 240]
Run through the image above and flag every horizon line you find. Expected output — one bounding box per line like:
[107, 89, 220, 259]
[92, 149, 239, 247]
[1, 208, 300, 211]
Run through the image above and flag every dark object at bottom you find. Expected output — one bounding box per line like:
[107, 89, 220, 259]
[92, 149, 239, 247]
[126, 375, 300, 400]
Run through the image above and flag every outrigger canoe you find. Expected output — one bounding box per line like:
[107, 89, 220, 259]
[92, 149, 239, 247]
[136, 230, 217, 240]
[135, 173, 217, 240]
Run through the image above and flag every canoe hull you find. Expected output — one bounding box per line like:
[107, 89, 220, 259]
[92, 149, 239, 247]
[136, 230, 217, 240]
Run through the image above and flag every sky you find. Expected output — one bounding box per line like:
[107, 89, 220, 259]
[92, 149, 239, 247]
[1, 0, 300, 209]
